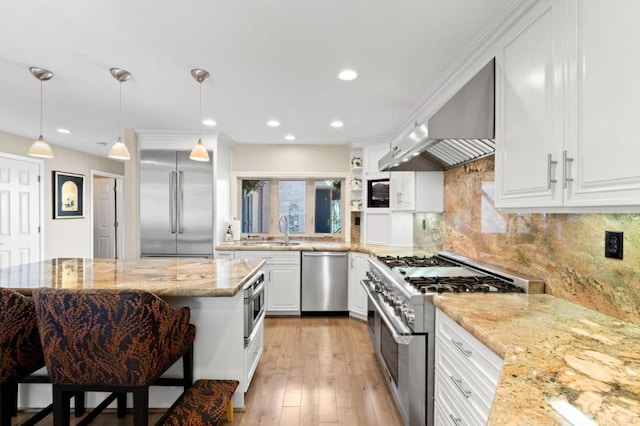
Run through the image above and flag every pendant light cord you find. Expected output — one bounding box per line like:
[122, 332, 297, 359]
[119, 81, 122, 140]
[39, 80, 43, 136]
[198, 81, 202, 140]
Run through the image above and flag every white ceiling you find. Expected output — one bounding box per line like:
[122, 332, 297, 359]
[0, 0, 512, 158]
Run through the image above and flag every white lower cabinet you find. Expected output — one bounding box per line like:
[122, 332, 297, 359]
[236, 251, 301, 315]
[435, 308, 504, 424]
[348, 252, 369, 319]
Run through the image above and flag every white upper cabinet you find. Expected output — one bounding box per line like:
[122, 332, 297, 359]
[563, 0, 640, 207]
[390, 172, 416, 210]
[364, 142, 390, 180]
[390, 171, 444, 212]
[495, 0, 563, 208]
[496, 0, 640, 211]
[415, 171, 444, 212]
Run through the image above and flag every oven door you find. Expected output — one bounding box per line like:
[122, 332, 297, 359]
[361, 280, 377, 338]
[362, 282, 426, 426]
[244, 273, 265, 346]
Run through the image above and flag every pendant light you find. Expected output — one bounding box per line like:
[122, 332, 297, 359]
[189, 68, 210, 162]
[108, 68, 132, 160]
[28, 67, 54, 158]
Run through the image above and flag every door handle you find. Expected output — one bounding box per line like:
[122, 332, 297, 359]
[169, 171, 176, 234]
[547, 153, 557, 189]
[563, 150, 574, 189]
[177, 170, 184, 234]
[302, 252, 347, 257]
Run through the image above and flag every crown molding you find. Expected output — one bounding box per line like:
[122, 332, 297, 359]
[349, 131, 394, 149]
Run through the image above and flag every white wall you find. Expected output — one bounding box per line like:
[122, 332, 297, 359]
[123, 129, 139, 258]
[232, 144, 350, 174]
[214, 134, 233, 244]
[0, 131, 125, 259]
[230, 144, 351, 236]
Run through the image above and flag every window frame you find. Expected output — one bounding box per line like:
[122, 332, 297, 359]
[233, 173, 347, 238]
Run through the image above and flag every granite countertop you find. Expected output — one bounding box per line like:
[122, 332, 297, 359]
[433, 293, 640, 425]
[217, 240, 435, 257]
[0, 257, 266, 297]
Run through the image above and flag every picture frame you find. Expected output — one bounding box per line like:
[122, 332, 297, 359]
[53, 171, 84, 219]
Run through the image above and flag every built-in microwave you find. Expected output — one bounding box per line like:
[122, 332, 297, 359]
[367, 178, 390, 208]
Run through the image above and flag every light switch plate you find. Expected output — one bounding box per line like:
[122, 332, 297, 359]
[604, 231, 623, 259]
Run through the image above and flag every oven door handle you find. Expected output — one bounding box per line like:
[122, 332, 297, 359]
[361, 280, 411, 337]
[245, 281, 265, 302]
[244, 272, 265, 297]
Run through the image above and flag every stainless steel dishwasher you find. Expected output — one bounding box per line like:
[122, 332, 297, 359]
[301, 251, 349, 312]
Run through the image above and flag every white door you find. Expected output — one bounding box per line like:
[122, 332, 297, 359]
[93, 177, 116, 258]
[0, 156, 41, 267]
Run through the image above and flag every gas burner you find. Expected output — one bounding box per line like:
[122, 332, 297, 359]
[404, 275, 525, 294]
[377, 255, 457, 268]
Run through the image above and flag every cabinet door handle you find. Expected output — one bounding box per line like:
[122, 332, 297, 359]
[449, 414, 463, 425]
[450, 376, 471, 399]
[563, 150, 574, 189]
[547, 153, 558, 189]
[450, 338, 472, 357]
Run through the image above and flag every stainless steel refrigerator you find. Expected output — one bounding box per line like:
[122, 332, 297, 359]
[140, 150, 214, 257]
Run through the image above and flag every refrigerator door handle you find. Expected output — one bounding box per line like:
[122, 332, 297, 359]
[177, 170, 184, 234]
[169, 171, 177, 234]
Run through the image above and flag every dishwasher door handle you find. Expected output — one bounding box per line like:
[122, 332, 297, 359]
[302, 252, 347, 257]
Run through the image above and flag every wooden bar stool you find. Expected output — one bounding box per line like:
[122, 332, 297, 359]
[33, 288, 195, 426]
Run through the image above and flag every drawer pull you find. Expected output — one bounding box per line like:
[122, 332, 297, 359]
[450, 376, 471, 399]
[449, 413, 463, 425]
[450, 338, 472, 357]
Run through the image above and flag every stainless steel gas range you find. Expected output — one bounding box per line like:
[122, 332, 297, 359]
[360, 251, 544, 426]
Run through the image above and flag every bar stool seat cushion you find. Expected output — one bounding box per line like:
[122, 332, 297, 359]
[0, 288, 44, 381]
[34, 288, 193, 388]
[160, 379, 239, 425]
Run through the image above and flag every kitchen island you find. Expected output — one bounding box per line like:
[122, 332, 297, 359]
[434, 293, 640, 425]
[1, 257, 266, 410]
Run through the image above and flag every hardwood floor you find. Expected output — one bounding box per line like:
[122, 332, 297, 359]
[15, 316, 403, 425]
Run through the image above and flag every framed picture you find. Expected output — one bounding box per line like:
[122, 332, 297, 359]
[53, 171, 84, 219]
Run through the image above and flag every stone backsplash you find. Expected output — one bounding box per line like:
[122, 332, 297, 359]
[415, 156, 640, 326]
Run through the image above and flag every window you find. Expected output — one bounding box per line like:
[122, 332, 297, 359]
[239, 178, 344, 236]
[314, 180, 341, 234]
[279, 180, 305, 234]
[241, 180, 269, 233]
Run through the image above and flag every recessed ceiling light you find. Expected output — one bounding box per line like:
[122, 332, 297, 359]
[267, 120, 280, 127]
[338, 70, 358, 81]
[202, 119, 216, 126]
[285, 135, 296, 141]
[56, 128, 71, 134]
[330, 121, 344, 128]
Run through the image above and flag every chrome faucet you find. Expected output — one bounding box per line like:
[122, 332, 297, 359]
[278, 215, 289, 244]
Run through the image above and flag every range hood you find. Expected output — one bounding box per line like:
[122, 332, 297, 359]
[379, 58, 495, 171]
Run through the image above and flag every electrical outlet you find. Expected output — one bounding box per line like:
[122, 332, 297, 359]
[604, 231, 623, 259]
